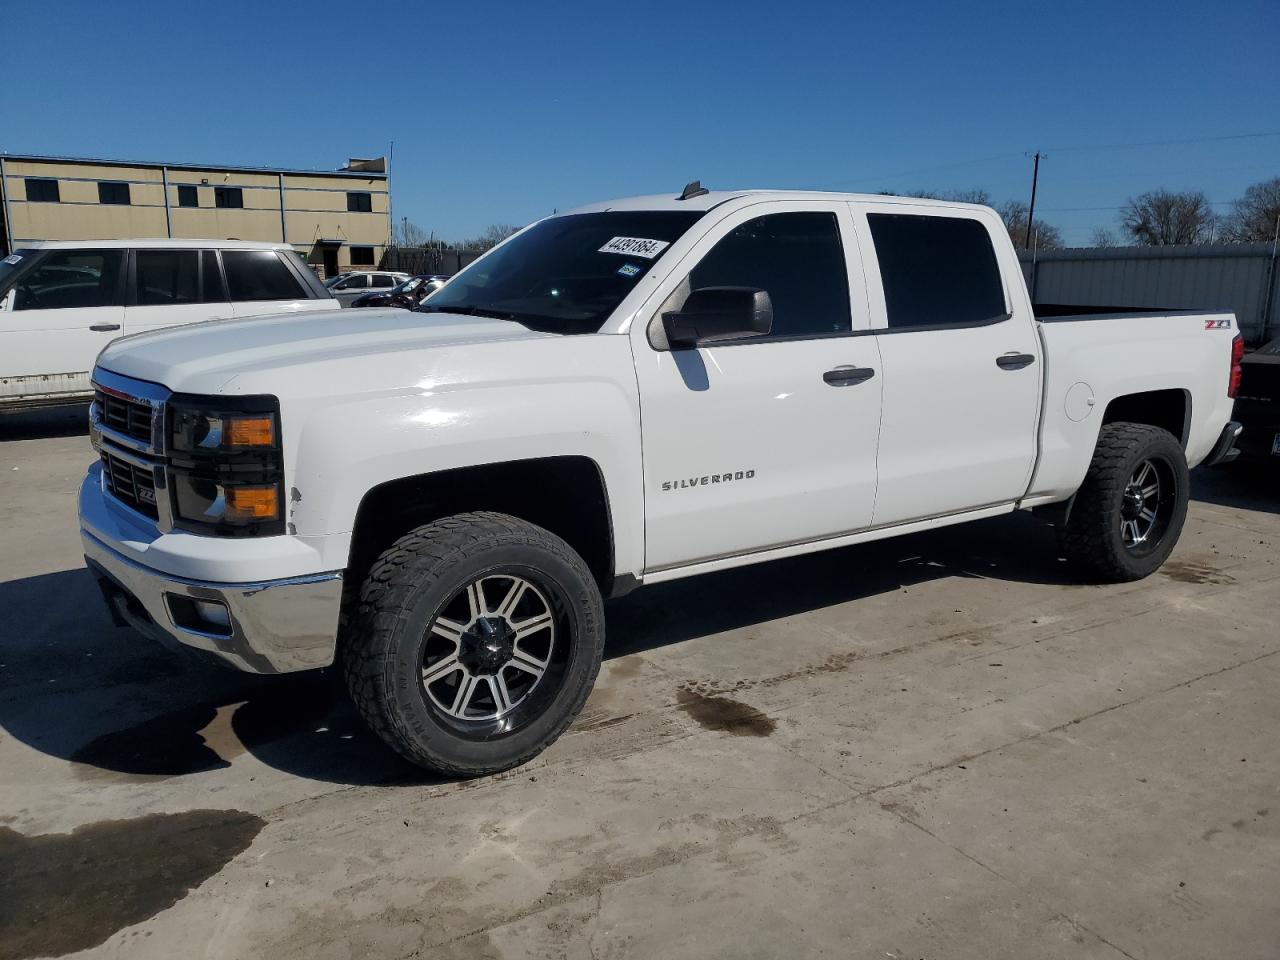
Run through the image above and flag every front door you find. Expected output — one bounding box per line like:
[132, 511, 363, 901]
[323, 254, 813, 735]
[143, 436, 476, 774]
[632, 203, 883, 573]
[0, 248, 125, 397]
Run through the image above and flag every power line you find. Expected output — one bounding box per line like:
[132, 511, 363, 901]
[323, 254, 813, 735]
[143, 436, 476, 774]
[822, 131, 1280, 193]
[1041, 200, 1237, 212]
[1046, 130, 1280, 154]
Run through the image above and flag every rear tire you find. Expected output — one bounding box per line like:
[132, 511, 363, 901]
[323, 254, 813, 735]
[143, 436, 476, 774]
[343, 511, 605, 777]
[1060, 422, 1189, 582]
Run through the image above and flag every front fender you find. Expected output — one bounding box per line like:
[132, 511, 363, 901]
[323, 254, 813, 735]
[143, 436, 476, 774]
[281, 336, 644, 578]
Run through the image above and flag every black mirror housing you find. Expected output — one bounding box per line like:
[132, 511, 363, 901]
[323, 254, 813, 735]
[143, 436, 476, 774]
[662, 286, 773, 349]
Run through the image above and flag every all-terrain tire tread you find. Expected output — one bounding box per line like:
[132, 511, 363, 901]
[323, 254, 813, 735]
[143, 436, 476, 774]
[1060, 422, 1186, 583]
[342, 511, 603, 777]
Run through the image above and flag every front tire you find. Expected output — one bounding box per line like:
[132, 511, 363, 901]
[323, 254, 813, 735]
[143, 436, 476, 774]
[343, 512, 605, 776]
[1061, 422, 1189, 582]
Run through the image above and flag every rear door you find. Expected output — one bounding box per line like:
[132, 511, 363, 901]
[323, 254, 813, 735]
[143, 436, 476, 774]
[330, 272, 369, 307]
[0, 248, 125, 397]
[633, 202, 883, 572]
[223, 250, 318, 317]
[125, 249, 234, 335]
[851, 204, 1041, 525]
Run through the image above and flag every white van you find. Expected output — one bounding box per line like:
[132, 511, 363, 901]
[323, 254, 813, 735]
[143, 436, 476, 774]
[0, 239, 335, 411]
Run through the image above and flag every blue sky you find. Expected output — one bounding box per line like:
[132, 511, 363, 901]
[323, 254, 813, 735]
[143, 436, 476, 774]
[3, 0, 1276, 244]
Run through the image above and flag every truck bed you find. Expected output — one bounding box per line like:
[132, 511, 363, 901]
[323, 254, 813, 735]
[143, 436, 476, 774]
[1034, 303, 1198, 320]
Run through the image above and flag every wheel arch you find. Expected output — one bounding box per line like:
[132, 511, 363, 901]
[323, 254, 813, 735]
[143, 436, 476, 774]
[344, 455, 618, 602]
[1100, 388, 1191, 449]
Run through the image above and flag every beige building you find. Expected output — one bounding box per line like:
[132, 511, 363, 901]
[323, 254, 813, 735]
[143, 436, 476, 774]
[0, 153, 391, 278]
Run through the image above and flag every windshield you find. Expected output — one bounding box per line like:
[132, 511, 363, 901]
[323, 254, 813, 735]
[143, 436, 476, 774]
[397, 277, 423, 294]
[417, 211, 703, 334]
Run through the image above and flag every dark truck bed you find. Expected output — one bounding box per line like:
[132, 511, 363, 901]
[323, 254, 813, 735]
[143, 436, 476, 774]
[1034, 303, 1192, 320]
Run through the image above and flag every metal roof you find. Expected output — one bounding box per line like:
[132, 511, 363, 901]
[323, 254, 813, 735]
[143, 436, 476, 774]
[19, 238, 296, 250]
[0, 151, 388, 179]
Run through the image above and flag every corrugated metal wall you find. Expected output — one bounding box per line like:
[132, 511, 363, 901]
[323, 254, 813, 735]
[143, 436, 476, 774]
[1018, 242, 1280, 344]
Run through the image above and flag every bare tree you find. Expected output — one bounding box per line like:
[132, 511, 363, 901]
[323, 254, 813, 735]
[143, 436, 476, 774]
[393, 219, 433, 247]
[887, 188, 993, 205]
[1120, 189, 1215, 245]
[1219, 177, 1280, 242]
[997, 200, 1063, 249]
[1089, 226, 1122, 247]
[457, 223, 521, 251]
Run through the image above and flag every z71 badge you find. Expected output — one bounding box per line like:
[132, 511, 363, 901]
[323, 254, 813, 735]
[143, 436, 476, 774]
[662, 470, 755, 491]
[1205, 318, 1231, 329]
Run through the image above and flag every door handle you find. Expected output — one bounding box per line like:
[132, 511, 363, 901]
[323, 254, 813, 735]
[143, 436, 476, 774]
[823, 366, 876, 386]
[89, 323, 122, 332]
[996, 352, 1035, 370]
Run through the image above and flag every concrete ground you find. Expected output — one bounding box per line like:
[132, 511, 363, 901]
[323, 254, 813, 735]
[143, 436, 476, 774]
[1, 405, 1278, 960]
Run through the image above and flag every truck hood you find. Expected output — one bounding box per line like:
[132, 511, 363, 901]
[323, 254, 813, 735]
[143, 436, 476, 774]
[96, 308, 555, 392]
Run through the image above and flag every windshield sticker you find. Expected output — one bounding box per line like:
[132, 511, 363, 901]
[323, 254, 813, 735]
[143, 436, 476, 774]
[599, 237, 669, 259]
[616, 263, 642, 278]
[1, 254, 21, 265]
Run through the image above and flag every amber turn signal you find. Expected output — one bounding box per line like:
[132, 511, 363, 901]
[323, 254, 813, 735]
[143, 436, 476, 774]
[225, 415, 276, 448]
[223, 485, 280, 522]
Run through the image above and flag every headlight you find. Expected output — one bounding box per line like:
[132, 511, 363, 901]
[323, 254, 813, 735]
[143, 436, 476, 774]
[168, 395, 284, 535]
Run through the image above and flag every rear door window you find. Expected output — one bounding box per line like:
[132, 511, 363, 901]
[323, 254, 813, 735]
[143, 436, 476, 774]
[222, 251, 307, 301]
[13, 250, 124, 310]
[867, 214, 1007, 329]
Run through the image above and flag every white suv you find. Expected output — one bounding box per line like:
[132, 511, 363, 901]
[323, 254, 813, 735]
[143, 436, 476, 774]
[0, 239, 335, 411]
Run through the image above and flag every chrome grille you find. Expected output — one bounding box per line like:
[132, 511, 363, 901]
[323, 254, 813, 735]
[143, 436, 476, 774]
[95, 388, 154, 445]
[101, 450, 160, 520]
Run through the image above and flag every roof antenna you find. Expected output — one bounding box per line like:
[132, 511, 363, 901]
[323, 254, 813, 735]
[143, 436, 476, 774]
[678, 180, 709, 201]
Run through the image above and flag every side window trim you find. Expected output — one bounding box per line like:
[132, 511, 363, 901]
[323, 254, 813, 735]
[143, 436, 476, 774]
[204, 250, 229, 302]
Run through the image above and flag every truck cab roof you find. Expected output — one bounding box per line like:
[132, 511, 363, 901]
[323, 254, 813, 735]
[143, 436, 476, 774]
[564, 189, 993, 216]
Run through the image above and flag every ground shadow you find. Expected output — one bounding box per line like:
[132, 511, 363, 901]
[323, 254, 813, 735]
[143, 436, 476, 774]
[0, 403, 91, 441]
[1190, 464, 1279, 515]
[0, 568, 428, 787]
[604, 510, 1072, 660]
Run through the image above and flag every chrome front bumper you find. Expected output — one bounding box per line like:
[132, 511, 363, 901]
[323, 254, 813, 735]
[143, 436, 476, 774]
[83, 530, 343, 674]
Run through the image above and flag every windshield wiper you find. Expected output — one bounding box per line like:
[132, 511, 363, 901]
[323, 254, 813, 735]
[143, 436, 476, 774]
[418, 304, 518, 322]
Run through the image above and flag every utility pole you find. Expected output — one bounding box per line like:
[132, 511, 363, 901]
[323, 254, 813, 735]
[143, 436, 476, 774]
[1024, 151, 1042, 250]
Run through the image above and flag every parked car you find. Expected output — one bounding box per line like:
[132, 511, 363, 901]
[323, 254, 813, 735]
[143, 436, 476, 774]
[0, 240, 334, 412]
[80, 187, 1242, 777]
[326, 271, 410, 307]
[1232, 335, 1280, 466]
[351, 274, 449, 309]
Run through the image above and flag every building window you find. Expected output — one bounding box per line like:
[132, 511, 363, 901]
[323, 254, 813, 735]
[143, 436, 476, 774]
[177, 185, 198, 208]
[98, 181, 131, 205]
[347, 192, 373, 213]
[25, 178, 60, 203]
[349, 246, 375, 265]
[214, 187, 244, 209]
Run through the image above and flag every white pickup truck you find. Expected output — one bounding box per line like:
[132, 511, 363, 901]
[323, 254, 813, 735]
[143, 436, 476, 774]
[79, 187, 1244, 776]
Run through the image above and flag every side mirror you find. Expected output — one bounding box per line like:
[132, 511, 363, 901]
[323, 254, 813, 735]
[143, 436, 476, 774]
[662, 286, 773, 349]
